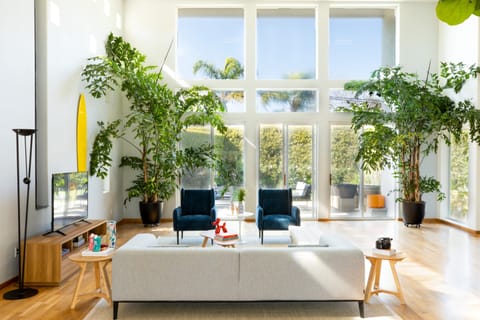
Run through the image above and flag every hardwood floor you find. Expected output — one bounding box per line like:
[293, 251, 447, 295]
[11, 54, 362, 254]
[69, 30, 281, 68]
[0, 220, 479, 319]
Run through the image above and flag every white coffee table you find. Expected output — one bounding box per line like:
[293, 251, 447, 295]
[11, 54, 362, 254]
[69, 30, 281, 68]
[218, 212, 254, 243]
[200, 230, 238, 248]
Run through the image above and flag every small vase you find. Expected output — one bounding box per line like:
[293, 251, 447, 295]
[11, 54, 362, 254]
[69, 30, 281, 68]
[238, 201, 244, 214]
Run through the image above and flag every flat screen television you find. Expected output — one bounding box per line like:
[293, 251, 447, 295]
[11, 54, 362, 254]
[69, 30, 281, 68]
[49, 171, 88, 235]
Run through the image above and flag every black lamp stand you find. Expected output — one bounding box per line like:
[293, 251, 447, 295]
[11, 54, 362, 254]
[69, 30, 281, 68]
[3, 129, 39, 300]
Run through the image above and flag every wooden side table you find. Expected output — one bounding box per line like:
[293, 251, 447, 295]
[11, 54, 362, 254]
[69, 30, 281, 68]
[364, 252, 406, 304]
[69, 251, 114, 309]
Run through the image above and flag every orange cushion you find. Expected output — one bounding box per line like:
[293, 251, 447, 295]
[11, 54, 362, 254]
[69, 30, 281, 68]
[367, 194, 385, 208]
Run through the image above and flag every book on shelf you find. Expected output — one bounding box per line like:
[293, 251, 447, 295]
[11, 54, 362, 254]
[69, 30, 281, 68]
[372, 248, 397, 256]
[214, 233, 239, 241]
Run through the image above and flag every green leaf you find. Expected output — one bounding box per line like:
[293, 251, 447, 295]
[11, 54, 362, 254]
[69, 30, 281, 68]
[474, 0, 480, 16]
[436, 0, 475, 25]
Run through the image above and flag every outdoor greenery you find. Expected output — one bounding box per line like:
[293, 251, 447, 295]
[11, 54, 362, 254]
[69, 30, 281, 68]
[450, 130, 469, 219]
[343, 62, 480, 204]
[330, 126, 360, 185]
[259, 126, 312, 188]
[259, 126, 283, 188]
[82, 33, 226, 204]
[214, 127, 244, 194]
[288, 127, 313, 187]
[436, 0, 480, 25]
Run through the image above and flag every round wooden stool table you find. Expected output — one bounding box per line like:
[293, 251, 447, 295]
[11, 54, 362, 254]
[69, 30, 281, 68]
[364, 252, 406, 304]
[69, 250, 114, 309]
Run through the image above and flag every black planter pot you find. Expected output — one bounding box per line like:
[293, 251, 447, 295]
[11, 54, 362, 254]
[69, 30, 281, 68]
[402, 201, 425, 227]
[139, 201, 162, 227]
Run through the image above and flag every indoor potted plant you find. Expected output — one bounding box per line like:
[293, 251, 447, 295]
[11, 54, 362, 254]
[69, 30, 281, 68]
[82, 33, 226, 225]
[343, 62, 480, 226]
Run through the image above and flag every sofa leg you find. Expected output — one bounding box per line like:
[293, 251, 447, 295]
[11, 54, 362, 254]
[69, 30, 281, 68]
[261, 230, 264, 244]
[358, 300, 365, 318]
[113, 301, 119, 319]
[176, 232, 179, 244]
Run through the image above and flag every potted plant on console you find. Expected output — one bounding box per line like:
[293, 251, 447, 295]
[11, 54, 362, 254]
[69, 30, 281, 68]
[82, 33, 226, 225]
[342, 62, 480, 226]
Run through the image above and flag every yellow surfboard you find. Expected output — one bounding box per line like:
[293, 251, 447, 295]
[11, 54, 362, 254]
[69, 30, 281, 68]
[76, 94, 87, 172]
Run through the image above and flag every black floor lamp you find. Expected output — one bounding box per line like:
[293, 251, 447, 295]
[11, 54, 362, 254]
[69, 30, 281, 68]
[3, 129, 39, 300]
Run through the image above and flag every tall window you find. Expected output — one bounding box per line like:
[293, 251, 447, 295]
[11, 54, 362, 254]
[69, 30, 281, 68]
[329, 8, 395, 80]
[214, 125, 245, 214]
[181, 126, 212, 188]
[330, 125, 393, 219]
[449, 131, 469, 222]
[177, 8, 244, 80]
[259, 124, 314, 217]
[257, 8, 316, 80]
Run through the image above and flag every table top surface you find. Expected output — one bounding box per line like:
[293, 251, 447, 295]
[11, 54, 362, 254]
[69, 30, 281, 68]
[200, 230, 239, 245]
[365, 252, 406, 261]
[69, 250, 115, 262]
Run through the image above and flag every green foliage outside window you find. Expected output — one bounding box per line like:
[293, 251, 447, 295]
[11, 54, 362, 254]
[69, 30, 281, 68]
[450, 131, 469, 220]
[259, 127, 283, 188]
[215, 127, 244, 195]
[330, 126, 360, 185]
[288, 128, 313, 186]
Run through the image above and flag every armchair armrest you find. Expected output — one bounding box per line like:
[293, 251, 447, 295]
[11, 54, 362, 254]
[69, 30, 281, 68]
[173, 207, 182, 230]
[210, 207, 217, 220]
[256, 206, 264, 228]
[291, 206, 301, 226]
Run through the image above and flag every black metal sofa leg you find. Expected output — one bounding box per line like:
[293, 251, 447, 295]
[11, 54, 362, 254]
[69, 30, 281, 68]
[113, 301, 119, 319]
[177, 231, 179, 244]
[358, 300, 365, 318]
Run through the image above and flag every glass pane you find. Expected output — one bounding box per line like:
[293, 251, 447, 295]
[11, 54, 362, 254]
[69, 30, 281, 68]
[214, 126, 245, 214]
[449, 131, 469, 222]
[177, 8, 244, 79]
[256, 90, 316, 112]
[181, 126, 212, 188]
[288, 125, 313, 218]
[330, 125, 360, 216]
[257, 8, 316, 79]
[329, 9, 395, 80]
[329, 88, 383, 112]
[259, 125, 283, 188]
[215, 90, 245, 112]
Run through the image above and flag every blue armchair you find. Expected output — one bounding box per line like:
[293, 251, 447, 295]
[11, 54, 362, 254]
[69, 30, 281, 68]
[256, 188, 301, 244]
[173, 188, 216, 244]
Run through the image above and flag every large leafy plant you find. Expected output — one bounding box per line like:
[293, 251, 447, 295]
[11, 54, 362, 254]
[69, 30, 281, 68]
[82, 33, 226, 204]
[343, 62, 480, 203]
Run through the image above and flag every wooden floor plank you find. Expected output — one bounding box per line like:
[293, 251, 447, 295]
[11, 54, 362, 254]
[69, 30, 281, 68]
[0, 220, 479, 319]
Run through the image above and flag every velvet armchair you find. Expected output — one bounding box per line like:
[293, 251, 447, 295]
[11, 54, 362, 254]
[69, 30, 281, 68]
[256, 188, 301, 244]
[173, 188, 216, 244]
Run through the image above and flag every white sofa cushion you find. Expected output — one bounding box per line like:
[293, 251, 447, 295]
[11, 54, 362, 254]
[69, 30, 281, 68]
[112, 233, 240, 301]
[238, 245, 364, 301]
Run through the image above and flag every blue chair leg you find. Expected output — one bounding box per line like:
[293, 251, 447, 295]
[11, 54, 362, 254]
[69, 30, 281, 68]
[261, 229, 264, 244]
[177, 231, 179, 244]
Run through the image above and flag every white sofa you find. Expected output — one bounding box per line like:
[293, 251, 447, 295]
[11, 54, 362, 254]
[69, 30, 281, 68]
[112, 233, 365, 319]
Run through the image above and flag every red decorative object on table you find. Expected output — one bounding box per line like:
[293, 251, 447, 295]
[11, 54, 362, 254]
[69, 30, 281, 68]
[212, 218, 228, 234]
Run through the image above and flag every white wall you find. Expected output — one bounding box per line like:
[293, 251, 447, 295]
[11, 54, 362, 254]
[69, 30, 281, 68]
[0, 0, 36, 284]
[0, 0, 124, 284]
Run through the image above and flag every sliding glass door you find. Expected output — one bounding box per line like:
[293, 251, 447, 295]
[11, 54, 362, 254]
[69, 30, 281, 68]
[330, 124, 394, 219]
[259, 124, 314, 218]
